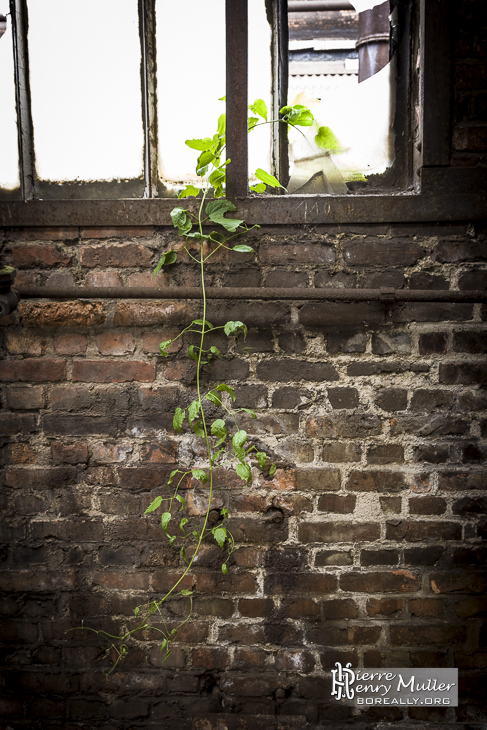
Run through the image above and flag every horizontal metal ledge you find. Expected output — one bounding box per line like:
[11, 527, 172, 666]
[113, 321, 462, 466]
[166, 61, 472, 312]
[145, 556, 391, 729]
[288, 1, 355, 10]
[1, 190, 486, 227]
[15, 286, 487, 303]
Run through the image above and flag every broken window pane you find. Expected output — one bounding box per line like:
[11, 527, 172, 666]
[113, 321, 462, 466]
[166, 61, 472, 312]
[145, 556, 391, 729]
[287, 0, 396, 193]
[0, 8, 20, 192]
[248, 1, 272, 184]
[27, 0, 144, 183]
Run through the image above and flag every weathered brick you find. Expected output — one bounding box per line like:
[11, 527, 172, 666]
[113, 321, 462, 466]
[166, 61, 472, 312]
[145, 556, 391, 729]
[390, 414, 469, 437]
[85, 270, 123, 287]
[414, 444, 450, 464]
[323, 598, 358, 619]
[404, 546, 445, 566]
[72, 360, 155, 383]
[453, 330, 487, 353]
[343, 239, 423, 266]
[284, 598, 321, 618]
[8, 243, 71, 268]
[315, 550, 353, 566]
[327, 387, 359, 409]
[341, 570, 420, 593]
[372, 332, 411, 355]
[80, 242, 152, 267]
[367, 597, 404, 616]
[272, 386, 310, 409]
[431, 572, 487, 594]
[390, 624, 466, 645]
[265, 572, 337, 595]
[95, 332, 136, 355]
[3, 466, 76, 489]
[113, 301, 190, 327]
[53, 334, 89, 355]
[260, 242, 335, 264]
[409, 598, 448, 617]
[439, 361, 487, 384]
[51, 442, 88, 465]
[2, 442, 37, 465]
[298, 522, 380, 543]
[300, 302, 384, 326]
[410, 389, 454, 410]
[360, 549, 399, 566]
[324, 328, 367, 353]
[43, 414, 122, 436]
[347, 470, 406, 492]
[257, 359, 338, 382]
[392, 302, 473, 322]
[275, 649, 315, 672]
[375, 389, 408, 411]
[5, 331, 48, 355]
[367, 445, 404, 464]
[317, 494, 356, 514]
[0, 359, 66, 382]
[438, 471, 486, 490]
[419, 332, 448, 355]
[238, 598, 274, 618]
[386, 521, 462, 541]
[295, 469, 341, 491]
[307, 624, 381, 646]
[19, 300, 105, 327]
[322, 442, 362, 463]
[0, 412, 37, 435]
[306, 414, 382, 438]
[278, 330, 306, 354]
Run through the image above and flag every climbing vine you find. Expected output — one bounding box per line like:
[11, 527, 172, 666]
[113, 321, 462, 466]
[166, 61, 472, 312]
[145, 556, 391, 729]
[74, 99, 313, 675]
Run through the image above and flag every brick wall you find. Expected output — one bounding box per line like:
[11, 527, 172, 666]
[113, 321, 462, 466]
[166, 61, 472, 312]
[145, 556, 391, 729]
[0, 217, 486, 729]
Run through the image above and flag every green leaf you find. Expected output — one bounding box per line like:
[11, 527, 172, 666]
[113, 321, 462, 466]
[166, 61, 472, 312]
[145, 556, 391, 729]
[255, 168, 283, 189]
[236, 461, 252, 483]
[232, 244, 254, 253]
[160, 638, 168, 651]
[170, 207, 192, 235]
[187, 345, 199, 361]
[215, 383, 236, 401]
[220, 508, 229, 520]
[179, 518, 188, 532]
[280, 104, 314, 127]
[159, 339, 172, 358]
[175, 494, 185, 512]
[145, 495, 162, 514]
[180, 546, 188, 564]
[248, 116, 259, 131]
[217, 113, 226, 137]
[210, 346, 221, 358]
[188, 400, 200, 425]
[250, 182, 266, 193]
[185, 137, 213, 151]
[168, 469, 179, 486]
[192, 420, 205, 438]
[269, 464, 277, 477]
[180, 589, 193, 596]
[206, 199, 243, 233]
[153, 250, 177, 276]
[213, 526, 226, 549]
[196, 149, 215, 174]
[232, 430, 247, 460]
[192, 469, 208, 483]
[169, 535, 177, 546]
[161, 512, 172, 534]
[250, 98, 267, 121]
[239, 407, 256, 419]
[224, 321, 247, 338]
[221, 563, 228, 575]
[163, 649, 172, 661]
[193, 318, 214, 329]
[208, 168, 226, 189]
[179, 184, 200, 199]
[134, 606, 140, 617]
[211, 418, 227, 443]
[211, 448, 224, 464]
[206, 391, 223, 407]
[256, 452, 267, 469]
[315, 125, 341, 151]
[173, 407, 185, 433]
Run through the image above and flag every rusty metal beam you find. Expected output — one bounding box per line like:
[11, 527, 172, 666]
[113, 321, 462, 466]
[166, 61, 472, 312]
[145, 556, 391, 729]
[1, 187, 486, 226]
[225, 0, 248, 199]
[15, 286, 487, 303]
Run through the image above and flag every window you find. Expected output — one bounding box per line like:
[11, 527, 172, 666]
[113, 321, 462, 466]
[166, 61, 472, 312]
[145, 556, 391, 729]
[0, 0, 483, 225]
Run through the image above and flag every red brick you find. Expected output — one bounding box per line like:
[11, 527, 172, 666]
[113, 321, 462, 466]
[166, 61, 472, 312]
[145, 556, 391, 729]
[347, 471, 405, 492]
[141, 331, 182, 354]
[195, 572, 257, 594]
[80, 242, 152, 267]
[439, 362, 487, 384]
[192, 648, 229, 670]
[260, 242, 335, 264]
[390, 623, 466, 645]
[72, 360, 154, 383]
[139, 441, 178, 463]
[113, 301, 190, 327]
[409, 598, 448, 617]
[285, 598, 321, 618]
[53, 334, 88, 355]
[307, 624, 381, 646]
[367, 445, 404, 464]
[409, 496, 447, 515]
[367, 598, 404, 616]
[95, 332, 136, 355]
[322, 443, 362, 463]
[300, 302, 384, 326]
[19, 300, 105, 327]
[323, 598, 358, 619]
[127, 271, 170, 287]
[438, 471, 486, 490]
[234, 648, 270, 669]
[0, 359, 66, 382]
[453, 597, 487, 619]
[51, 442, 88, 465]
[0, 569, 76, 592]
[266, 572, 337, 595]
[5, 331, 48, 355]
[341, 570, 421, 593]
[92, 572, 149, 590]
[317, 494, 356, 513]
[8, 243, 71, 267]
[0, 620, 38, 642]
[84, 271, 123, 287]
[4, 466, 76, 489]
[2, 442, 37, 464]
[257, 359, 338, 382]
[431, 572, 487, 594]
[275, 649, 315, 672]
[343, 239, 423, 266]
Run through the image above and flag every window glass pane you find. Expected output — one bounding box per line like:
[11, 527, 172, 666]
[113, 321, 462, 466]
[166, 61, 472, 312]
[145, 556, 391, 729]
[156, 0, 226, 190]
[248, 0, 272, 182]
[27, 0, 144, 182]
[287, 0, 395, 193]
[0, 8, 20, 191]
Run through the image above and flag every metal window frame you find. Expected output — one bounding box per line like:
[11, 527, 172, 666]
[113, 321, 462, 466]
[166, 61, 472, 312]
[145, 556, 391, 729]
[1, 0, 486, 226]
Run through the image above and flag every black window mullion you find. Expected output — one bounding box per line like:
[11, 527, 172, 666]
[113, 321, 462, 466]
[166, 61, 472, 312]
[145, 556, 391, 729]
[270, 0, 289, 188]
[10, 0, 36, 200]
[225, 0, 248, 199]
